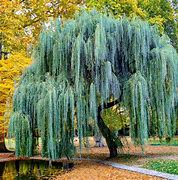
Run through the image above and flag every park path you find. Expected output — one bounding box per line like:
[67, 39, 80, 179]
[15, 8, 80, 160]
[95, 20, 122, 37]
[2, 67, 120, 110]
[70, 158, 178, 180]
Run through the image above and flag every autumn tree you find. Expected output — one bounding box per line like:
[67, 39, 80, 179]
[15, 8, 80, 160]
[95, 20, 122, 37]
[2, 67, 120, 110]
[0, 0, 23, 55]
[8, 11, 178, 158]
[0, 53, 31, 151]
[0, 0, 84, 53]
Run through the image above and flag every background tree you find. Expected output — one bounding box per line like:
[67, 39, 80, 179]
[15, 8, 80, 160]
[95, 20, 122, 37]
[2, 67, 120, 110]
[138, 0, 178, 50]
[0, 0, 84, 53]
[8, 11, 178, 159]
[86, 0, 146, 18]
[0, 0, 23, 53]
[0, 53, 31, 151]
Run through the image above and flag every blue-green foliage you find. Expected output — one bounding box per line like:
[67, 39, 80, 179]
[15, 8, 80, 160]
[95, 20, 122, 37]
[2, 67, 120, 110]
[8, 11, 178, 159]
[8, 112, 32, 157]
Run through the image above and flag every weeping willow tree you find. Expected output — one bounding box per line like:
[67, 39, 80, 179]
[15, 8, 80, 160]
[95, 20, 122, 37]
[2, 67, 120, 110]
[8, 11, 178, 159]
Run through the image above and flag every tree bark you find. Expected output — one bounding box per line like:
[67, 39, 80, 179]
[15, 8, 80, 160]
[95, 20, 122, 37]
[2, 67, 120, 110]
[0, 140, 11, 152]
[0, 134, 12, 152]
[0, 142, 9, 152]
[0, 43, 2, 60]
[97, 99, 123, 158]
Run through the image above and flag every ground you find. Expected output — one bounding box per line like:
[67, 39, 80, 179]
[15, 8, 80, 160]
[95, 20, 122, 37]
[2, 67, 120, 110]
[75, 137, 178, 165]
[56, 161, 163, 180]
[1, 137, 178, 179]
[56, 137, 178, 179]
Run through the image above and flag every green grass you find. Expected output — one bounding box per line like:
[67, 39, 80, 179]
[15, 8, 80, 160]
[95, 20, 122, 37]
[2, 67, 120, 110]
[148, 138, 178, 146]
[143, 159, 178, 175]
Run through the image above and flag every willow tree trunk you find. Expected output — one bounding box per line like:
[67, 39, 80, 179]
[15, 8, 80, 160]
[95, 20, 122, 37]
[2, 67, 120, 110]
[97, 100, 122, 158]
[0, 135, 10, 152]
[0, 142, 9, 152]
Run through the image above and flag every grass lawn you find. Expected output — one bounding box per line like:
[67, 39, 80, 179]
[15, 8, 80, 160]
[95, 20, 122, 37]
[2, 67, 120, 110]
[148, 138, 178, 146]
[143, 159, 178, 175]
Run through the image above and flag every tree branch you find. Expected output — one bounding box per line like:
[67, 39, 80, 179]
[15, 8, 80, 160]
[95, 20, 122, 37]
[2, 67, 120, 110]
[98, 91, 123, 112]
[98, 99, 119, 111]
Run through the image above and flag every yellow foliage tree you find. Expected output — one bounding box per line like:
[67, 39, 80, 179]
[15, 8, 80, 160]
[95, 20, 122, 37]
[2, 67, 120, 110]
[0, 53, 31, 140]
[0, 0, 84, 52]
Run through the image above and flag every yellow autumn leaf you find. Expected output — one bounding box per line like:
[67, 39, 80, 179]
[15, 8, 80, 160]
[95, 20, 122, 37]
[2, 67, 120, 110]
[0, 53, 31, 135]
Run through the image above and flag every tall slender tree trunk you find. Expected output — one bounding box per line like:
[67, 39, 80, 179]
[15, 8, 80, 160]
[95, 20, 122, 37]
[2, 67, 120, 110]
[0, 43, 2, 60]
[97, 99, 123, 158]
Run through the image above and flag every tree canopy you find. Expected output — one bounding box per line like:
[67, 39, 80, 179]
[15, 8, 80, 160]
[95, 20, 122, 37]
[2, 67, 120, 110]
[0, 53, 31, 140]
[86, 0, 178, 50]
[1, 0, 177, 53]
[8, 11, 178, 159]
